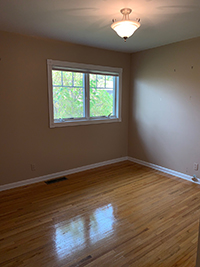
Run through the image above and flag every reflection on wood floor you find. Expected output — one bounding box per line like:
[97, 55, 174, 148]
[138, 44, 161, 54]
[1, 161, 200, 266]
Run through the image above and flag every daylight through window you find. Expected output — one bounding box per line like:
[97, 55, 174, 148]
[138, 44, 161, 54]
[47, 60, 122, 127]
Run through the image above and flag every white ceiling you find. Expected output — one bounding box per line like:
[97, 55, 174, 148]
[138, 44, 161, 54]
[0, 0, 200, 53]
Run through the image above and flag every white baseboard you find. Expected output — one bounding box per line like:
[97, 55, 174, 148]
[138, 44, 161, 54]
[128, 157, 195, 183]
[0, 156, 129, 192]
[1, 156, 197, 192]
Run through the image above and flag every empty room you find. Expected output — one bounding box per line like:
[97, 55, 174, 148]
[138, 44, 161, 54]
[1, 0, 200, 266]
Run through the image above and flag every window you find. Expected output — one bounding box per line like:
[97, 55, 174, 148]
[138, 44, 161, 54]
[47, 59, 122, 127]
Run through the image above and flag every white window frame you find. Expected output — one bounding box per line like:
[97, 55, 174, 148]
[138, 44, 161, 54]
[47, 59, 122, 128]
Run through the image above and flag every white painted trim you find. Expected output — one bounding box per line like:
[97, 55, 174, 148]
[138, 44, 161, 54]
[2, 156, 198, 192]
[47, 59, 123, 76]
[50, 118, 121, 128]
[0, 157, 128, 192]
[128, 157, 197, 183]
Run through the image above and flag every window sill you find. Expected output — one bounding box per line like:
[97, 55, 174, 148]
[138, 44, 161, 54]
[50, 117, 121, 128]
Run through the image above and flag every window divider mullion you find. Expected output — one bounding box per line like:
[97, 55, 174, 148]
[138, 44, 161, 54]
[85, 73, 90, 120]
[114, 77, 117, 117]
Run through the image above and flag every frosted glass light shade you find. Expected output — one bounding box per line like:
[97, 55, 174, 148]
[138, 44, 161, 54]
[111, 20, 140, 39]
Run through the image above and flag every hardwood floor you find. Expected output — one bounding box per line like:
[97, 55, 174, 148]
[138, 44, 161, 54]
[1, 161, 200, 266]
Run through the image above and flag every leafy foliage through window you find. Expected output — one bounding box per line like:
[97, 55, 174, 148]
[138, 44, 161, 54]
[90, 74, 115, 117]
[53, 70, 84, 119]
[47, 60, 122, 127]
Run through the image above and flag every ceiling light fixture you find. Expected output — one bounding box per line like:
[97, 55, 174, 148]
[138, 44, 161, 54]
[111, 8, 140, 42]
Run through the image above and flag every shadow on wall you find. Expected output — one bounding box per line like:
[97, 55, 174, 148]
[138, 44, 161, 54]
[128, 67, 194, 173]
[128, 75, 149, 162]
[130, 38, 200, 177]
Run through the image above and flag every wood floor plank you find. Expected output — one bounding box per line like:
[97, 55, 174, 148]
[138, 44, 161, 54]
[0, 161, 200, 266]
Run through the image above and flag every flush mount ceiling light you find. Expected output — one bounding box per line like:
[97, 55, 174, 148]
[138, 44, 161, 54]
[111, 8, 140, 42]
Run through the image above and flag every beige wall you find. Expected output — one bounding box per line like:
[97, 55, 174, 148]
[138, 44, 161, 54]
[2, 29, 200, 187]
[129, 37, 200, 177]
[0, 31, 130, 186]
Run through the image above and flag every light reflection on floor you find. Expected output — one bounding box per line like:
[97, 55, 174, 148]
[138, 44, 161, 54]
[89, 204, 114, 244]
[55, 204, 115, 259]
[55, 217, 86, 259]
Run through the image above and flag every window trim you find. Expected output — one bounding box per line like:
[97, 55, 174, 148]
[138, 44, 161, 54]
[47, 59, 122, 128]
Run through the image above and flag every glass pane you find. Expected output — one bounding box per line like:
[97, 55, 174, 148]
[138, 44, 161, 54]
[52, 70, 62, 86]
[73, 72, 83, 87]
[53, 87, 84, 120]
[90, 74, 96, 88]
[52, 70, 84, 120]
[106, 76, 113, 88]
[90, 74, 114, 117]
[63, 71, 72, 86]
[97, 75, 105, 88]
